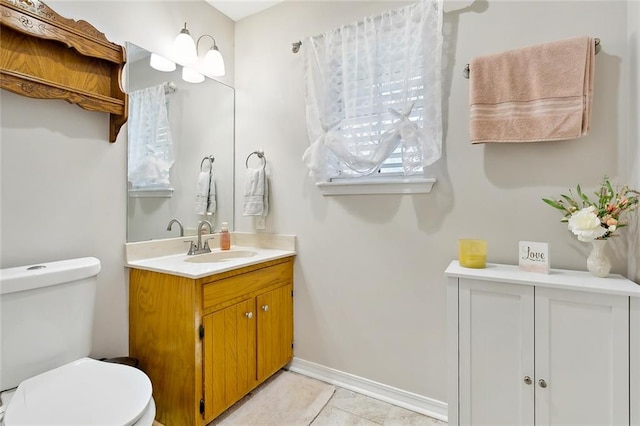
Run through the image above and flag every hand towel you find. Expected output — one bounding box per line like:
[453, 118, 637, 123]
[195, 163, 217, 216]
[243, 168, 269, 217]
[469, 36, 595, 144]
[207, 171, 217, 215]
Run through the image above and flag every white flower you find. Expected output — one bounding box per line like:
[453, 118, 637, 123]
[608, 225, 617, 232]
[568, 206, 607, 242]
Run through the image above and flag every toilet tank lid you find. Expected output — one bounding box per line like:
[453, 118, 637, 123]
[0, 257, 101, 295]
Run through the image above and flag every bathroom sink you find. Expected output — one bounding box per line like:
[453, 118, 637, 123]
[183, 250, 257, 263]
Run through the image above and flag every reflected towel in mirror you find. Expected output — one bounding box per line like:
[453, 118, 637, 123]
[195, 162, 216, 216]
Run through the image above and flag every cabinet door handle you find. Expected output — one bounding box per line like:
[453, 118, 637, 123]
[523, 376, 532, 385]
[538, 379, 548, 388]
[262, 305, 269, 312]
[245, 312, 253, 319]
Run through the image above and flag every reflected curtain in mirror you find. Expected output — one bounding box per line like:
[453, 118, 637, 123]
[128, 84, 174, 190]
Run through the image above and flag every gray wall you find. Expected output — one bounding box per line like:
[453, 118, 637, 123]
[234, 0, 635, 404]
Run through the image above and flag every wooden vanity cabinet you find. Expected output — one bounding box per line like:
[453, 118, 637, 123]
[129, 256, 294, 426]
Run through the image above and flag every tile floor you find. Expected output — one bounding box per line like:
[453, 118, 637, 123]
[154, 373, 446, 426]
[311, 387, 446, 426]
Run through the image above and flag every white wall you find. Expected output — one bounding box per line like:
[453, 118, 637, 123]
[0, 1, 234, 358]
[234, 0, 633, 404]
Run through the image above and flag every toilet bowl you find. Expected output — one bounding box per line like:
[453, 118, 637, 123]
[0, 257, 156, 426]
[1, 358, 155, 426]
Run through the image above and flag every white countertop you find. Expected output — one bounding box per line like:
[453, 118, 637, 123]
[126, 245, 295, 279]
[125, 233, 296, 279]
[445, 260, 640, 298]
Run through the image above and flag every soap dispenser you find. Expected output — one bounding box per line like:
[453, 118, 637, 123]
[220, 222, 231, 250]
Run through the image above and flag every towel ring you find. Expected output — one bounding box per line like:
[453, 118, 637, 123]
[200, 155, 215, 169]
[245, 150, 266, 170]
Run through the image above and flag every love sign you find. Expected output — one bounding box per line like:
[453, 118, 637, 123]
[519, 241, 550, 273]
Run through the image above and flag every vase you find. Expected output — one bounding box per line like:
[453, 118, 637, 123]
[587, 239, 611, 278]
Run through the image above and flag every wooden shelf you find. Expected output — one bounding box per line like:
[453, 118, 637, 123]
[0, 0, 127, 142]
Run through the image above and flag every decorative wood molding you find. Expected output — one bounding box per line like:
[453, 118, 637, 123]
[0, 0, 127, 142]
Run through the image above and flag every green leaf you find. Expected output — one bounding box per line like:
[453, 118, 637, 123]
[560, 194, 578, 208]
[576, 184, 591, 205]
[542, 198, 566, 210]
[605, 179, 614, 196]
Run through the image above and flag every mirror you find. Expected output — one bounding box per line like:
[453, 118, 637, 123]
[126, 43, 235, 242]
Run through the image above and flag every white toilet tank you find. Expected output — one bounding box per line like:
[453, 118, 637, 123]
[0, 257, 101, 391]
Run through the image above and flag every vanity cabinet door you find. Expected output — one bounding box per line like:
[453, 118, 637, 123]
[203, 298, 257, 420]
[534, 287, 629, 426]
[257, 283, 294, 382]
[458, 279, 535, 426]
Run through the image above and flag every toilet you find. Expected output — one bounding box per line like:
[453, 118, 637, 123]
[0, 257, 155, 426]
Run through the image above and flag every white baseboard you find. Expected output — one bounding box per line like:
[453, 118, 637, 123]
[287, 357, 448, 422]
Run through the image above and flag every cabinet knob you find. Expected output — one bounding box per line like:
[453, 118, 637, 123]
[523, 376, 532, 385]
[245, 312, 253, 319]
[538, 379, 548, 388]
[262, 305, 269, 312]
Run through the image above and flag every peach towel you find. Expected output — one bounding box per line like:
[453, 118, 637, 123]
[469, 36, 595, 144]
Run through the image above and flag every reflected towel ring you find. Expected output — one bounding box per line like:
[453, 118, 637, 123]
[200, 155, 215, 170]
[245, 150, 266, 169]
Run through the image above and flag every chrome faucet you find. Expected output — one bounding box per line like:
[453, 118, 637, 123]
[187, 220, 214, 255]
[166, 219, 184, 237]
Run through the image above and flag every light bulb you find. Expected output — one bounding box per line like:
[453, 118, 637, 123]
[149, 53, 176, 72]
[172, 23, 197, 65]
[203, 46, 225, 77]
[182, 67, 205, 83]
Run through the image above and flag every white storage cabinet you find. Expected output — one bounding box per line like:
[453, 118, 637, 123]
[445, 261, 640, 426]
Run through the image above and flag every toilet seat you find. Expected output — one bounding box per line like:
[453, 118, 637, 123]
[4, 357, 153, 426]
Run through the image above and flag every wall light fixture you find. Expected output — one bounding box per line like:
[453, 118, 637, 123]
[149, 23, 226, 82]
[196, 35, 226, 77]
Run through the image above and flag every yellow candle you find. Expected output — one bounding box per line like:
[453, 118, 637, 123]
[459, 239, 487, 268]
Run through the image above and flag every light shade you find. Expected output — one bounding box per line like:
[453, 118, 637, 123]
[182, 67, 205, 84]
[203, 46, 225, 77]
[172, 23, 197, 65]
[149, 53, 176, 72]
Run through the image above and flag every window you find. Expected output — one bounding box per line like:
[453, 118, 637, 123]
[302, 0, 443, 187]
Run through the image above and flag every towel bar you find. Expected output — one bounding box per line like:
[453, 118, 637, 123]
[200, 155, 215, 169]
[463, 38, 601, 79]
[164, 81, 177, 94]
[246, 150, 266, 169]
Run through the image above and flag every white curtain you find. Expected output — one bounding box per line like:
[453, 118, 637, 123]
[302, 0, 443, 182]
[128, 84, 174, 188]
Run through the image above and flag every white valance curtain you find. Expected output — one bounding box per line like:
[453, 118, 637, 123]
[128, 84, 174, 189]
[301, 0, 443, 183]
